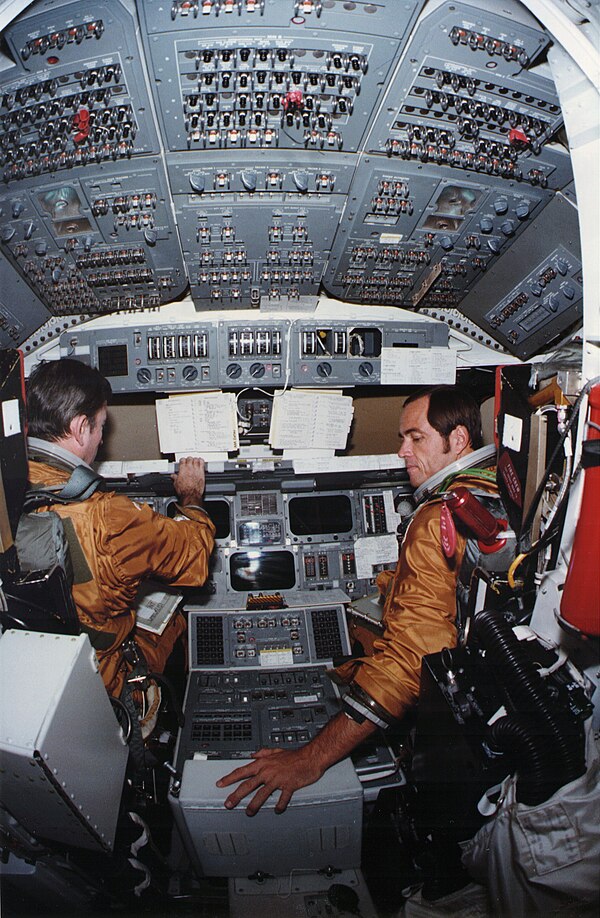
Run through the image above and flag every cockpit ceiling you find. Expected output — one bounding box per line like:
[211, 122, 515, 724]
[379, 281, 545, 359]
[0, 0, 585, 361]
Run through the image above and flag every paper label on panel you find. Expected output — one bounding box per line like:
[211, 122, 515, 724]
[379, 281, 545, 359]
[354, 533, 399, 580]
[380, 348, 457, 385]
[1, 399, 21, 436]
[502, 413, 523, 451]
[259, 648, 294, 667]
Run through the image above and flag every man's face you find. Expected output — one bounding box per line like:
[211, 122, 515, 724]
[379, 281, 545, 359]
[398, 396, 455, 488]
[81, 405, 107, 465]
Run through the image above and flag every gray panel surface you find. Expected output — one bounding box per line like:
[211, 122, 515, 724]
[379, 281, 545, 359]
[0, 630, 128, 852]
[0, 0, 186, 325]
[0, 161, 188, 316]
[141, 27, 401, 154]
[322, 158, 554, 311]
[170, 756, 362, 877]
[56, 311, 448, 391]
[364, 1, 568, 189]
[137, 0, 424, 152]
[174, 193, 343, 307]
[0, 249, 51, 346]
[457, 193, 582, 357]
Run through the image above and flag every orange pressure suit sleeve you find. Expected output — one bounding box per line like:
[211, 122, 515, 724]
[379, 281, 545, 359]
[96, 496, 216, 593]
[64, 493, 216, 695]
[334, 501, 466, 723]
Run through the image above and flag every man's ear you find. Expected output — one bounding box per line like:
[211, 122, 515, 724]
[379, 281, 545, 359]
[449, 423, 470, 456]
[69, 414, 90, 448]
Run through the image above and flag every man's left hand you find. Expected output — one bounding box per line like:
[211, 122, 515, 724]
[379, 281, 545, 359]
[216, 746, 324, 816]
[172, 456, 206, 507]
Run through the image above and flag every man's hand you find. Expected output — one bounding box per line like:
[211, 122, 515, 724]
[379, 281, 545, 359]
[216, 711, 377, 816]
[216, 746, 325, 816]
[172, 456, 206, 507]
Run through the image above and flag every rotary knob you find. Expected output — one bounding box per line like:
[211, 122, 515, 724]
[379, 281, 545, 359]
[249, 363, 265, 379]
[137, 368, 152, 384]
[359, 361, 374, 378]
[189, 172, 205, 193]
[182, 365, 198, 381]
[546, 293, 560, 313]
[515, 202, 530, 220]
[241, 171, 257, 192]
[292, 171, 309, 192]
[316, 362, 332, 378]
[226, 363, 242, 379]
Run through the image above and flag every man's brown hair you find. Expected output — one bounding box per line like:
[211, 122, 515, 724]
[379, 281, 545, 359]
[404, 385, 483, 450]
[27, 359, 112, 442]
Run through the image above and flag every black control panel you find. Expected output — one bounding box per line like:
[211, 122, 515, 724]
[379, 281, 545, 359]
[188, 604, 350, 669]
[174, 600, 351, 765]
[175, 665, 342, 764]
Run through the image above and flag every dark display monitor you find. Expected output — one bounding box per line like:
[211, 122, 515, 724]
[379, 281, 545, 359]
[229, 550, 296, 592]
[288, 495, 353, 536]
[97, 344, 129, 377]
[203, 499, 231, 540]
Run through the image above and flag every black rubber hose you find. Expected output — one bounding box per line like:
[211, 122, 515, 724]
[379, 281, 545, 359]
[473, 610, 585, 802]
[489, 714, 570, 805]
[474, 609, 583, 771]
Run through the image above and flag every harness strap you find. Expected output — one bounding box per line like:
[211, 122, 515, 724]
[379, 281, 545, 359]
[24, 465, 104, 510]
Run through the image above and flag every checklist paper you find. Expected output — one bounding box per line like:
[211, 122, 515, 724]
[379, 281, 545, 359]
[269, 389, 354, 451]
[155, 391, 239, 455]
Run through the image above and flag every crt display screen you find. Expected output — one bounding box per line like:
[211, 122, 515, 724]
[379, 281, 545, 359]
[229, 551, 296, 592]
[97, 344, 129, 377]
[204, 499, 231, 540]
[288, 495, 353, 536]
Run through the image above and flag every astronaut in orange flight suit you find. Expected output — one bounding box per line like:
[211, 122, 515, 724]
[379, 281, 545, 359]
[25, 359, 215, 700]
[333, 466, 500, 727]
[217, 385, 499, 814]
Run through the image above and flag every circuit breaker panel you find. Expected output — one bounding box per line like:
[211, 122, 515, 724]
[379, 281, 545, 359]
[0, 0, 582, 360]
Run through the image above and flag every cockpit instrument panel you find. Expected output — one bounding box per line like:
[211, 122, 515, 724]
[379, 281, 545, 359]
[0, 0, 582, 361]
[112, 464, 412, 603]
